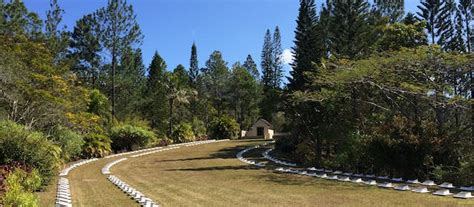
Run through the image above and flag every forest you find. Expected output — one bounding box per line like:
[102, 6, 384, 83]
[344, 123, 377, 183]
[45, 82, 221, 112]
[0, 0, 473, 206]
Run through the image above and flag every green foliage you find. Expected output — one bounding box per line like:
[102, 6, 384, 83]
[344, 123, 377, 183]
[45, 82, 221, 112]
[95, 0, 144, 116]
[82, 133, 112, 158]
[191, 117, 206, 138]
[172, 123, 195, 143]
[209, 116, 240, 140]
[189, 42, 199, 85]
[0, 0, 43, 39]
[0, 120, 61, 185]
[2, 168, 41, 207]
[144, 52, 169, 132]
[110, 124, 157, 151]
[69, 13, 101, 86]
[230, 64, 261, 129]
[49, 126, 85, 161]
[285, 46, 473, 183]
[375, 21, 428, 51]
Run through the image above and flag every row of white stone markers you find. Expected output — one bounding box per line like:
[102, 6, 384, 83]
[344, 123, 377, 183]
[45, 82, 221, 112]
[108, 175, 159, 207]
[56, 158, 99, 207]
[55, 177, 72, 207]
[101, 139, 229, 207]
[237, 143, 473, 199]
[55, 139, 228, 207]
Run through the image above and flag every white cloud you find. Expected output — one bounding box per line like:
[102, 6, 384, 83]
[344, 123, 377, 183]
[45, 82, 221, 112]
[281, 49, 294, 65]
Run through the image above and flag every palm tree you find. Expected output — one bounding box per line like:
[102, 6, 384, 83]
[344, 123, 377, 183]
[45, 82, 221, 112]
[163, 72, 196, 137]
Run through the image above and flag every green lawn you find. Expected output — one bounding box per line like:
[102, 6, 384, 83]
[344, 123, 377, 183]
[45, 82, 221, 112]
[37, 139, 474, 206]
[112, 140, 473, 207]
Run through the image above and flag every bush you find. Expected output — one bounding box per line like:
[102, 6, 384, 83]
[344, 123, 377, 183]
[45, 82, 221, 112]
[49, 127, 84, 161]
[172, 123, 195, 143]
[2, 168, 41, 207]
[110, 124, 157, 151]
[0, 120, 61, 185]
[82, 133, 112, 158]
[191, 118, 206, 138]
[209, 116, 240, 140]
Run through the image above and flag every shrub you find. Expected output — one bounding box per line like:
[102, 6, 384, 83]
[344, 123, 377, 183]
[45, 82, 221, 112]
[82, 133, 112, 158]
[110, 124, 157, 151]
[172, 123, 195, 143]
[49, 127, 84, 161]
[2, 168, 41, 207]
[191, 118, 206, 138]
[0, 120, 61, 185]
[209, 116, 240, 140]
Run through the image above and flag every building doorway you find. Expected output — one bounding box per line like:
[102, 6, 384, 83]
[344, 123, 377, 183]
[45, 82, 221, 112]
[257, 127, 264, 136]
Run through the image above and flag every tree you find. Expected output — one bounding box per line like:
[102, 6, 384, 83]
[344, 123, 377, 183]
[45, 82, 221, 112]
[375, 21, 428, 51]
[96, 0, 143, 117]
[69, 14, 101, 86]
[201, 51, 230, 115]
[144, 52, 168, 134]
[459, 0, 472, 52]
[115, 48, 147, 119]
[287, 0, 320, 91]
[189, 42, 199, 86]
[417, 0, 446, 45]
[403, 12, 418, 25]
[329, 0, 371, 59]
[45, 0, 69, 61]
[375, 0, 405, 22]
[261, 29, 274, 89]
[272, 26, 284, 88]
[242, 54, 259, 80]
[164, 65, 194, 136]
[230, 63, 261, 130]
[0, 0, 42, 38]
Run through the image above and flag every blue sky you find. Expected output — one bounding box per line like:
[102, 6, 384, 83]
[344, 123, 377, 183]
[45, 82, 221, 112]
[23, 0, 420, 77]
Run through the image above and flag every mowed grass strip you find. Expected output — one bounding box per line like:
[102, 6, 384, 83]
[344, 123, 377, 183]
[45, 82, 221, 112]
[67, 158, 139, 207]
[113, 139, 474, 207]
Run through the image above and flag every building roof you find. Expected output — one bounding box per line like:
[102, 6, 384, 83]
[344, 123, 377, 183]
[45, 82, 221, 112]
[251, 118, 273, 128]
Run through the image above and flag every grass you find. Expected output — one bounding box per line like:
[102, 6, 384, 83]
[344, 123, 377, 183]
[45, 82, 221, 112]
[110, 139, 474, 207]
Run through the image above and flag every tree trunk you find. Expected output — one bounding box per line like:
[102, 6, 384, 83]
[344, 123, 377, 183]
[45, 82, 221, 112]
[111, 49, 116, 118]
[169, 98, 174, 137]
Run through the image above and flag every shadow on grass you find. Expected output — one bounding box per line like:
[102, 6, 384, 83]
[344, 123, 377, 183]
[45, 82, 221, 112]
[165, 165, 260, 172]
[157, 139, 266, 163]
[254, 172, 376, 190]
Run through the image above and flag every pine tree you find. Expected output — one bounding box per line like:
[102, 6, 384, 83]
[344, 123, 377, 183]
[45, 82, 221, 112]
[329, 0, 370, 59]
[96, 0, 143, 117]
[374, 0, 405, 22]
[403, 12, 418, 25]
[189, 42, 199, 86]
[45, 0, 69, 62]
[69, 14, 101, 86]
[417, 0, 446, 45]
[203, 51, 230, 115]
[116, 48, 147, 119]
[261, 29, 274, 89]
[288, 0, 321, 91]
[439, 0, 456, 50]
[145, 52, 168, 132]
[459, 0, 472, 52]
[272, 26, 284, 88]
[243, 54, 259, 80]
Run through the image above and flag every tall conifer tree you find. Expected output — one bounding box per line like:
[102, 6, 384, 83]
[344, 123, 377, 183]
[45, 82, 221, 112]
[243, 54, 259, 80]
[96, 0, 143, 117]
[272, 26, 284, 88]
[288, 0, 320, 91]
[189, 42, 199, 86]
[417, 0, 446, 45]
[261, 29, 274, 89]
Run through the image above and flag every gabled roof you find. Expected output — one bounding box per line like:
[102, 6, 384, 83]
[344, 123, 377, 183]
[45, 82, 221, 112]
[252, 118, 273, 128]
